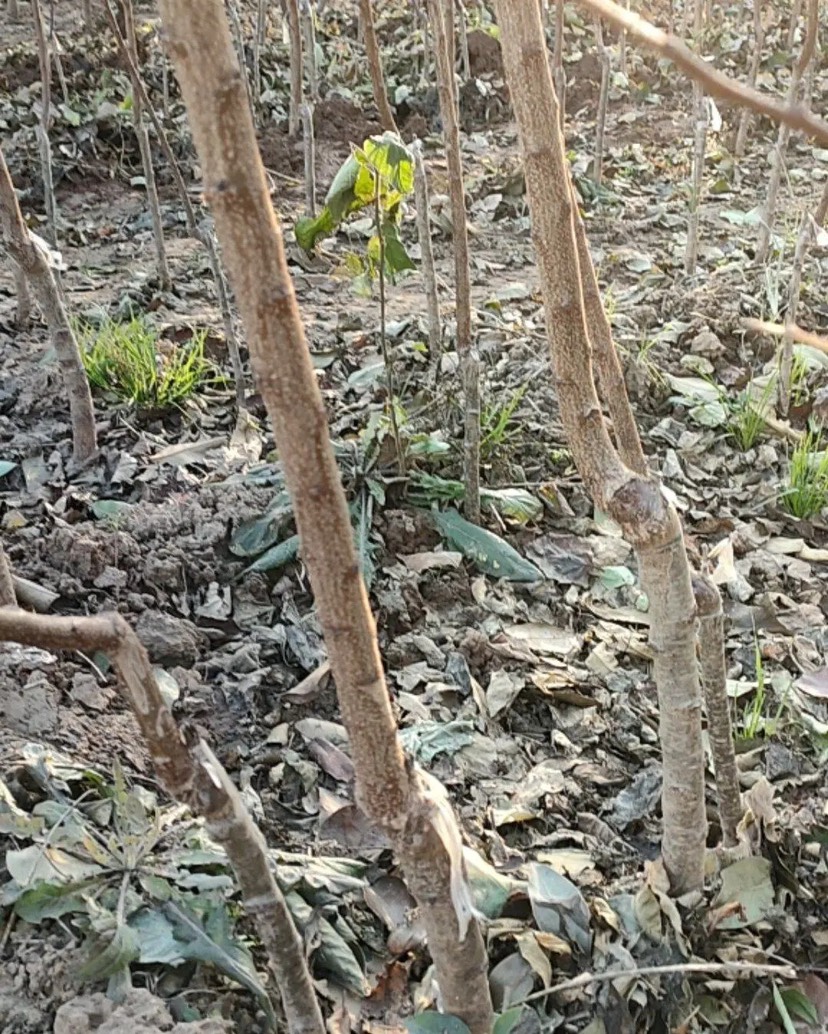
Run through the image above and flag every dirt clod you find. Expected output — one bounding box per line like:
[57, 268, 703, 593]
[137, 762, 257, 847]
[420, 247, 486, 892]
[135, 610, 207, 668]
[53, 989, 230, 1034]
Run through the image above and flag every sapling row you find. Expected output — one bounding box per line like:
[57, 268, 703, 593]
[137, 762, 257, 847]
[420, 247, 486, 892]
[5, 0, 828, 1028]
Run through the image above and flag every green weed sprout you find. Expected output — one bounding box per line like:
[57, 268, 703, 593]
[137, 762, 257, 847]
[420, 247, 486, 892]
[727, 378, 774, 452]
[737, 636, 787, 741]
[781, 430, 828, 519]
[481, 384, 527, 460]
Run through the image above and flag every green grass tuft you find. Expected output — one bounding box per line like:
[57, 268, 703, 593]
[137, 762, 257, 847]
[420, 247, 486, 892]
[78, 316, 214, 408]
[781, 430, 828, 519]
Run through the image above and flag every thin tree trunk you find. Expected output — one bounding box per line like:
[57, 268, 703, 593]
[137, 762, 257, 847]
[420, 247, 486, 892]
[31, 0, 58, 247]
[593, 17, 610, 185]
[734, 0, 763, 159]
[117, 0, 170, 290]
[253, 0, 268, 107]
[427, 0, 481, 523]
[693, 575, 742, 848]
[104, 1, 246, 406]
[286, 0, 303, 136]
[553, 0, 566, 128]
[161, 47, 171, 118]
[756, 0, 818, 264]
[420, 1, 431, 87]
[779, 178, 828, 414]
[787, 0, 803, 50]
[496, 0, 706, 895]
[456, 0, 471, 80]
[6, 0, 20, 21]
[51, 31, 70, 107]
[618, 0, 628, 75]
[358, 0, 397, 133]
[299, 0, 318, 101]
[82, 0, 93, 27]
[14, 265, 31, 327]
[0, 148, 97, 464]
[570, 186, 647, 474]
[0, 609, 324, 1034]
[445, 0, 456, 73]
[226, 0, 254, 114]
[684, 0, 706, 275]
[678, 0, 688, 39]
[155, 3, 495, 1028]
[0, 543, 14, 608]
[412, 139, 443, 377]
[301, 102, 316, 216]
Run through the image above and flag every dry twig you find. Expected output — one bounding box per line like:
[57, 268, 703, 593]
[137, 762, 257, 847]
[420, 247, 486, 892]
[576, 0, 828, 147]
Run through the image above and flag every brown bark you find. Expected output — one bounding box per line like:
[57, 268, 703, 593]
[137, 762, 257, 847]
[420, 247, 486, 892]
[693, 575, 742, 848]
[0, 609, 323, 1034]
[116, 0, 170, 290]
[154, 2, 494, 1028]
[0, 147, 97, 463]
[427, 0, 481, 523]
[684, 0, 706, 275]
[31, 0, 58, 246]
[0, 543, 14, 607]
[299, 0, 318, 102]
[779, 177, 828, 413]
[593, 18, 610, 185]
[456, 0, 470, 80]
[358, 0, 397, 133]
[412, 139, 442, 374]
[13, 264, 31, 327]
[301, 102, 316, 216]
[286, 0, 303, 136]
[553, 0, 566, 127]
[734, 0, 763, 158]
[571, 189, 647, 475]
[756, 0, 818, 263]
[496, 0, 706, 894]
[226, 0, 254, 114]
